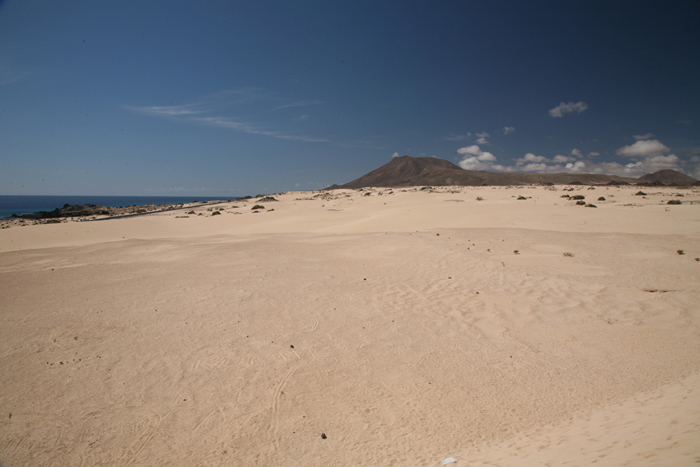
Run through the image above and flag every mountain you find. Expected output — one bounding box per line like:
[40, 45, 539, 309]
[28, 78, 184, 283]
[327, 156, 643, 189]
[637, 169, 698, 186]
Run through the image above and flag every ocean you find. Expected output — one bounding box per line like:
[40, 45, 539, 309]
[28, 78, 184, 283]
[0, 195, 237, 219]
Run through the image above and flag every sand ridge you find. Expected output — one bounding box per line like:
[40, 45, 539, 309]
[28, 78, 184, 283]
[1, 185, 699, 466]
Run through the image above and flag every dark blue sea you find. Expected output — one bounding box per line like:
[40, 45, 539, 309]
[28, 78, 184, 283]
[0, 195, 237, 218]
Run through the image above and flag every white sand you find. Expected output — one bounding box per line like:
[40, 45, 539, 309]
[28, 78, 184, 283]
[1, 185, 699, 466]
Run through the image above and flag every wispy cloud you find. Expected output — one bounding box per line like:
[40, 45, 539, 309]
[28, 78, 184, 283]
[194, 116, 329, 143]
[127, 104, 205, 117]
[0, 65, 33, 85]
[633, 133, 655, 140]
[503, 126, 515, 134]
[444, 132, 471, 141]
[269, 100, 324, 111]
[548, 101, 588, 118]
[475, 131, 490, 145]
[124, 88, 329, 143]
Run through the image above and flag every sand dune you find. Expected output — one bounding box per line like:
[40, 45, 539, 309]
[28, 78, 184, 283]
[1, 185, 699, 466]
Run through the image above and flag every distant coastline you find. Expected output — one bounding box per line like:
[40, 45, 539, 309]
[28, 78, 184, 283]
[0, 195, 239, 219]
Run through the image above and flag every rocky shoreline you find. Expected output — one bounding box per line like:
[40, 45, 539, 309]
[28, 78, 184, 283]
[12, 202, 191, 219]
[1, 201, 215, 229]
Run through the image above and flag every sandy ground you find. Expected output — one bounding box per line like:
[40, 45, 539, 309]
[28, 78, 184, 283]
[1, 185, 699, 466]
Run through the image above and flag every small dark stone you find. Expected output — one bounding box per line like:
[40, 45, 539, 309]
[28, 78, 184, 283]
[597, 197, 606, 201]
[321, 433, 327, 439]
[290, 345, 294, 348]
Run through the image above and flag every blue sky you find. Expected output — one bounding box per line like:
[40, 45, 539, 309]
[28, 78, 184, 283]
[1, 0, 699, 196]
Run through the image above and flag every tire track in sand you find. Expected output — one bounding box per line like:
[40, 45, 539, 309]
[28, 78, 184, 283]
[268, 365, 298, 459]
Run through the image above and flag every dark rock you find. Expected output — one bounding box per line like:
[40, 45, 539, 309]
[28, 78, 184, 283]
[667, 199, 682, 205]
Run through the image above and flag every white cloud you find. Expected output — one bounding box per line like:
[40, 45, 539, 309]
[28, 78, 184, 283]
[616, 139, 670, 158]
[549, 101, 588, 118]
[457, 145, 496, 161]
[507, 155, 683, 178]
[457, 145, 482, 156]
[458, 157, 489, 170]
[553, 154, 575, 163]
[516, 153, 547, 165]
[457, 145, 497, 170]
[565, 161, 586, 172]
[392, 152, 400, 158]
[571, 148, 583, 158]
[474, 132, 490, 145]
[503, 126, 515, 134]
[633, 133, 655, 140]
[588, 151, 600, 157]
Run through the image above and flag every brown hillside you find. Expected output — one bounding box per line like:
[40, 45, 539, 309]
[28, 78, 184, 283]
[329, 156, 640, 189]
